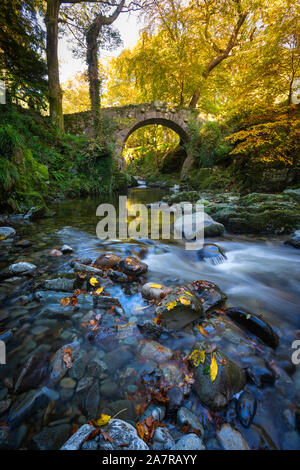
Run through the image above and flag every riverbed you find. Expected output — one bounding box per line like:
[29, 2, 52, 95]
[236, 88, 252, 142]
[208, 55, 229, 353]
[0, 185, 299, 450]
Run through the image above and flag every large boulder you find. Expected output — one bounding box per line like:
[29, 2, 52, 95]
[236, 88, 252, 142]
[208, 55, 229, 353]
[155, 286, 203, 330]
[174, 212, 225, 240]
[284, 230, 300, 249]
[60, 424, 95, 450]
[190, 342, 246, 411]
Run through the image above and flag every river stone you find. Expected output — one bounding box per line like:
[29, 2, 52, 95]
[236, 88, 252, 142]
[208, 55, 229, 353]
[217, 423, 249, 450]
[48, 342, 80, 386]
[284, 230, 300, 249]
[177, 407, 204, 437]
[60, 377, 76, 389]
[197, 243, 227, 265]
[61, 245, 73, 254]
[76, 376, 93, 394]
[94, 252, 121, 269]
[141, 282, 172, 301]
[9, 262, 37, 275]
[32, 424, 71, 450]
[166, 386, 184, 413]
[14, 351, 49, 394]
[60, 424, 95, 450]
[187, 279, 226, 313]
[0, 227, 16, 239]
[0, 399, 11, 415]
[174, 212, 225, 239]
[140, 404, 166, 422]
[8, 388, 50, 427]
[225, 307, 279, 349]
[190, 342, 246, 411]
[98, 419, 149, 450]
[236, 390, 257, 428]
[84, 380, 100, 418]
[137, 320, 165, 340]
[118, 256, 148, 277]
[43, 278, 75, 292]
[104, 346, 133, 370]
[171, 433, 205, 450]
[139, 340, 173, 363]
[152, 426, 175, 450]
[155, 286, 203, 330]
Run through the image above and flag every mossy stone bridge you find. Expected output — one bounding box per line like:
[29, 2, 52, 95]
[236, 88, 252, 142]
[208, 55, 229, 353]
[64, 102, 202, 177]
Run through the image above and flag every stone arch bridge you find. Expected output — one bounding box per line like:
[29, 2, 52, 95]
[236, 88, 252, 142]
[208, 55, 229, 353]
[64, 102, 201, 177]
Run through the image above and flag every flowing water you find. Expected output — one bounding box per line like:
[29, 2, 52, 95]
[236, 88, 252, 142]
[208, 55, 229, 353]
[0, 186, 300, 449]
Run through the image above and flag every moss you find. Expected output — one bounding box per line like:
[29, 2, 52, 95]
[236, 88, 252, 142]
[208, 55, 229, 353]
[162, 190, 200, 204]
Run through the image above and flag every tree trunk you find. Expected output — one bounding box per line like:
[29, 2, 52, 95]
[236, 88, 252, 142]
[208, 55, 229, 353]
[86, 27, 101, 135]
[45, 0, 64, 133]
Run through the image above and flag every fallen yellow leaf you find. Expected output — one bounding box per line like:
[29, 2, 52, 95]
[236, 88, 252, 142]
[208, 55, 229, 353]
[90, 277, 99, 286]
[165, 300, 177, 310]
[150, 284, 163, 288]
[189, 349, 205, 367]
[179, 295, 191, 306]
[210, 353, 218, 382]
[95, 287, 104, 294]
[95, 413, 111, 427]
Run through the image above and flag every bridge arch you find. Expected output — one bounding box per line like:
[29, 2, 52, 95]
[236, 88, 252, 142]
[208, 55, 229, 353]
[64, 102, 201, 176]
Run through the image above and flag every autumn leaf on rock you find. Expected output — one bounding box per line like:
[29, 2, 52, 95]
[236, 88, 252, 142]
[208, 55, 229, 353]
[95, 414, 111, 427]
[95, 287, 104, 295]
[210, 353, 218, 382]
[150, 284, 163, 288]
[179, 295, 191, 306]
[89, 276, 99, 286]
[101, 431, 114, 443]
[197, 324, 209, 336]
[189, 349, 205, 367]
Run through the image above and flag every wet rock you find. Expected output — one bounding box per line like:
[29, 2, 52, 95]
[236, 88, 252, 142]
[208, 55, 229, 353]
[156, 286, 203, 330]
[152, 426, 175, 450]
[9, 262, 37, 275]
[108, 270, 129, 283]
[8, 387, 54, 427]
[217, 423, 249, 450]
[14, 351, 49, 394]
[94, 252, 121, 269]
[0, 399, 11, 415]
[105, 399, 136, 423]
[177, 407, 204, 436]
[0, 424, 10, 449]
[244, 360, 275, 388]
[84, 380, 100, 419]
[187, 279, 226, 313]
[50, 249, 63, 257]
[81, 440, 98, 450]
[93, 326, 119, 351]
[32, 424, 71, 450]
[225, 307, 279, 348]
[284, 230, 300, 249]
[0, 227, 16, 239]
[141, 282, 172, 301]
[70, 261, 103, 276]
[32, 325, 49, 336]
[236, 391, 257, 428]
[43, 278, 75, 292]
[61, 245, 73, 254]
[60, 424, 95, 450]
[166, 386, 184, 413]
[100, 378, 119, 398]
[48, 342, 80, 386]
[93, 296, 120, 309]
[15, 239, 32, 248]
[171, 433, 205, 450]
[174, 212, 225, 239]
[140, 404, 166, 422]
[69, 353, 87, 381]
[76, 376, 93, 394]
[118, 256, 148, 277]
[104, 346, 133, 370]
[160, 361, 182, 386]
[98, 419, 149, 450]
[137, 320, 165, 340]
[190, 342, 246, 411]
[139, 340, 173, 363]
[60, 377, 76, 389]
[197, 244, 227, 265]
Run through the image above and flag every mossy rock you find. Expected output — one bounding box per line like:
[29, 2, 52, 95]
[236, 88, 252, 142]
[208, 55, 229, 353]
[224, 208, 300, 234]
[162, 191, 200, 204]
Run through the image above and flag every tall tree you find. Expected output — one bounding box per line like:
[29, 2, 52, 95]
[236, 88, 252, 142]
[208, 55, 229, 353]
[0, 0, 47, 109]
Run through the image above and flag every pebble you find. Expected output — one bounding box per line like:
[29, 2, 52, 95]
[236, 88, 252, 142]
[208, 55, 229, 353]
[217, 424, 249, 450]
[60, 378, 76, 389]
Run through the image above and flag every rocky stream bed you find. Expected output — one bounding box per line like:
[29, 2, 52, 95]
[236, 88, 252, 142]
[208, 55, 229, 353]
[0, 185, 299, 450]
